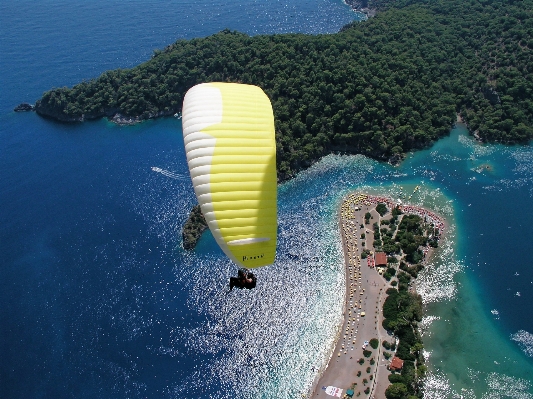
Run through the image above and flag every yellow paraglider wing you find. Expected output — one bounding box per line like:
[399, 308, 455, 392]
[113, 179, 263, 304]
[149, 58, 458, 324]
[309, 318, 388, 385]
[182, 83, 277, 268]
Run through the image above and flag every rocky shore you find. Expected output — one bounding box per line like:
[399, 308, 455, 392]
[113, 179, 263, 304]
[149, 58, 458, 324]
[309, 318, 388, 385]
[32, 101, 177, 125]
[343, 0, 377, 18]
[14, 103, 35, 112]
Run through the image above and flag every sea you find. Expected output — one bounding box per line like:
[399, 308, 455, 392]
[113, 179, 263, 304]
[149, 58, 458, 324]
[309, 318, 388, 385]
[1, 1, 532, 398]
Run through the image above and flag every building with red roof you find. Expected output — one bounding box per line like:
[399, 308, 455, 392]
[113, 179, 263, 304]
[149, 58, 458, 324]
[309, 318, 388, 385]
[389, 356, 404, 371]
[375, 252, 387, 267]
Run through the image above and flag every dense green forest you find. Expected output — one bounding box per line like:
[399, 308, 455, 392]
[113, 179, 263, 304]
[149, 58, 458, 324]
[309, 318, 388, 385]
[35, 0, 533, 180]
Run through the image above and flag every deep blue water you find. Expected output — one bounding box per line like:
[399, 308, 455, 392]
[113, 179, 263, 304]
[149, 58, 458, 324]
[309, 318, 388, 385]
[1, 1, 533, 398]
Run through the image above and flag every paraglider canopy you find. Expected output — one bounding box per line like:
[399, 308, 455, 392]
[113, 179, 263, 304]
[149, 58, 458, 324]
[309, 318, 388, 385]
[182, 82, 277, 269]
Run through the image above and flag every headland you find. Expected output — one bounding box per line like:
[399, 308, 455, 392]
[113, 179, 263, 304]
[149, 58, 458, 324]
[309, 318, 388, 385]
[310, 192, 446, 399]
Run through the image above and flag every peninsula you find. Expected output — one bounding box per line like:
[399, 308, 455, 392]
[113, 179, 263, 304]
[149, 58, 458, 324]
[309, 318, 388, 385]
[311, 193, 445, 399]
[28, 0, 532, 181]
[182, 205, 208, 250]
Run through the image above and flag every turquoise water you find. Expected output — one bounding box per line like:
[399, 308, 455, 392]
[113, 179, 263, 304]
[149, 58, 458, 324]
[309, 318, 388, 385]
[1, 1, 533, 398]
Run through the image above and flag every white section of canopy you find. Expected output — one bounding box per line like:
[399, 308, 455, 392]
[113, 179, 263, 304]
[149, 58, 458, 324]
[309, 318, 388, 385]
[182, 84, 222, 243]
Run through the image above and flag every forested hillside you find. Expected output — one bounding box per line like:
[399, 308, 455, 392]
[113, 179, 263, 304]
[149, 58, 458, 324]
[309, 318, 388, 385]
[35, 0, 533, 180]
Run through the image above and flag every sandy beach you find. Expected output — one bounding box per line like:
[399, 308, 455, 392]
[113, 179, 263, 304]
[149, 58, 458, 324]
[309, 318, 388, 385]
[309, 193, 446, 399]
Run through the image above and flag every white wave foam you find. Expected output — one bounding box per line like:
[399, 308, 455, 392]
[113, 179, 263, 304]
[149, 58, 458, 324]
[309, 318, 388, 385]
[416, 222, 461, 304]
[511, 330, 533, 358]
[419, 315, 440, 337]
[482, 373, 533, 399]
[424, 370, 533, 399]
[458, 134, 497, 158]
[423, 371, 454, 399]
[481, 145, 533, 196]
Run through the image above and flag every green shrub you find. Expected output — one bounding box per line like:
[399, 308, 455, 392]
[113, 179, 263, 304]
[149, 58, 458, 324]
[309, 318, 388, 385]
[369, 338, 379, 349]
[363, 349, 372, 358]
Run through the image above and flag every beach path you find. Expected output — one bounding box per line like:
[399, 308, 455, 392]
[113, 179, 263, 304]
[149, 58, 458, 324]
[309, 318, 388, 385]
[311, 194, 391, 398]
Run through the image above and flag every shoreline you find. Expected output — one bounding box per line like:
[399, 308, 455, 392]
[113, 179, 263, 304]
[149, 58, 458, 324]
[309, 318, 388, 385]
[309, 193, 446, 398]
[343, 0, 377, 18]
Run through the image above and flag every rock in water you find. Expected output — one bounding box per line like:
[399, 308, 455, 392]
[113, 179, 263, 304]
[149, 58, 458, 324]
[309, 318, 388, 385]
[14, 103, 35, 112]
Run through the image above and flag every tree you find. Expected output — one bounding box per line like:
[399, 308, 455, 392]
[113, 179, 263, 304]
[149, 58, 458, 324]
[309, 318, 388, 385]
[388, 374, 405, 384]
[376, 203, 388, 216]
[385, 383, 408, 399]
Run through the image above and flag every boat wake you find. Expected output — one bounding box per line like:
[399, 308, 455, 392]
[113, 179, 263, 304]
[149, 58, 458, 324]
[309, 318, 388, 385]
[151, 167, 188, 180]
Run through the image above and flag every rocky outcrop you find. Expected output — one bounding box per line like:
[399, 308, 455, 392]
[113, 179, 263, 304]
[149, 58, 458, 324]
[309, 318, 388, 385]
[344, 0, 377, 17]
[108, 110, 177, 125]
[14, 103, 34, 112]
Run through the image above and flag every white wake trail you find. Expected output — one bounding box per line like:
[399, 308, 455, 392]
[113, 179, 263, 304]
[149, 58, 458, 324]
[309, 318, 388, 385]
[151, 167, 188, 180]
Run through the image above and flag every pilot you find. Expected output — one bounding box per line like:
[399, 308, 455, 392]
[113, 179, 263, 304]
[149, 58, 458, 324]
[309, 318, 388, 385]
[229, 268, 257, 290]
